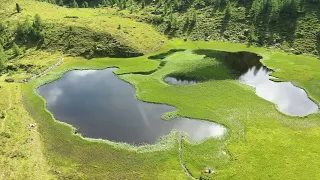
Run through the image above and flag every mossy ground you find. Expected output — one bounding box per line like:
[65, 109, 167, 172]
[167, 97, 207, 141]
[1, 0, 320, 179]
[9, 40, 319, 179]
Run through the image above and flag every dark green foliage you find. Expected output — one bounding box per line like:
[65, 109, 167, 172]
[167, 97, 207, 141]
[71, 0, 79, 7]
[101, 0, 107, 6]
[16, 15, 44, 43]
[82, 1, 89, 8]
[57, 0, 63, 6]
[33, 14, 43, 30]
[12, 43, 22, 56]
[141, 0, 145, 9]
[58, 0, 64, 6]
[16, 3, 21, 13]
[41, 25, 142, 58]
[0, 45, 7, 72]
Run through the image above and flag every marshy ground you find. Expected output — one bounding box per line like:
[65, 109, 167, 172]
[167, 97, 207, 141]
[1, 1, 320, 180]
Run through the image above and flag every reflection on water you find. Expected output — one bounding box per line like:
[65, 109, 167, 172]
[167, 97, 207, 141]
[239, 67, 318, 116]
[194, 49, 318, 116]
[164, 77, 198, 86]
[38, 68, 226, 145]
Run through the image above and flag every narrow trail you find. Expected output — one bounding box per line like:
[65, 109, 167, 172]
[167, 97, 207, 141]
[0, 86, 12, 132]
[20, 57, 64, 83]
[152, 40, 165, 52]
[178, 132, 197, 180]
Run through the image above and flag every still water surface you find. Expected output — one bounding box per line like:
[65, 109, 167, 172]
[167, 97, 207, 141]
[172, 50, 319, 116]
[38, 68, 226, 145]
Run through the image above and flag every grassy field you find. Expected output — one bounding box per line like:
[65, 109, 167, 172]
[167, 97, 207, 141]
[1, 0, 166, 58]
[14, 39, 320, 179]
[1, 0, 320, 179]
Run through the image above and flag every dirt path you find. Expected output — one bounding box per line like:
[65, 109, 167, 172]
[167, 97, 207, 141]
[20, 57, 64, 83]
[178, 132, 197, 180]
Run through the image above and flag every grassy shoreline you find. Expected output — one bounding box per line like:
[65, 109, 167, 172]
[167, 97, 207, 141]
[18, 40, 320, 179]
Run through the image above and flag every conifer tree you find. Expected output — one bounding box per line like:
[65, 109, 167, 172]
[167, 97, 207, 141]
[71, 0, 78, 8]
[58, 0, 64, 6]
[0, 44, 7, 72]
[12, 43, 22, 56]
[16, 3, 21, 13]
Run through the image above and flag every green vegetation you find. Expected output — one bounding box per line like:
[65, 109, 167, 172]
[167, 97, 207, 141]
[16, 40, 320, 179]
[1, 0, 320, 180]
[41, 0, 320, 56]
[16, 3, 21, 13]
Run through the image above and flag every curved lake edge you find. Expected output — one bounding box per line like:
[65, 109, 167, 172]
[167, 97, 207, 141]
[35, 67, 228, 152]
[160, 49, 318, 116]
[268, 77, 319, 117]
[252, 58, 319, 117]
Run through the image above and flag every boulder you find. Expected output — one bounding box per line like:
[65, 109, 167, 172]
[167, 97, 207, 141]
[5, 78, 14, 83]
[243, 29, 250, 36]
[151, 11, 163, 15]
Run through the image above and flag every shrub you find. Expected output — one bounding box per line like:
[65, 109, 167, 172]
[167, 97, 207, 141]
[12, 43, 22, 56]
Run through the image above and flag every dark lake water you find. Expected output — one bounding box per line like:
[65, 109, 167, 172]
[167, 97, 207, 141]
[38, 68, 226, 145]
[194, 50, 318, 117]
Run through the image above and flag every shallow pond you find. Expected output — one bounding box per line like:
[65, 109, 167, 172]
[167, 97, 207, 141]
[164, 76, 198, 86]
[38, 68, 226, 145]
[194, 50, 318, 116]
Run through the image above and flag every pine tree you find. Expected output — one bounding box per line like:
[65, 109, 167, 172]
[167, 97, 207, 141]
[33, 14, 43, 30]
[164, 3, 168, 14]
[192, 11, 197, 24]
[12, 43, 22, 56]
[123, 0, 127, 9]
[71, 0, 78, 8]
[0, 44, 7, 72]
[58, 0, 64, 6]
[16, 3, 21, 13]
[101, 0, 107, 6]
[84, 1, 89, 8]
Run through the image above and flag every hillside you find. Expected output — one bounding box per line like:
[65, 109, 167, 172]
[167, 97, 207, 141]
[27, 0, 320, 57]
[1, 0, 320, 180]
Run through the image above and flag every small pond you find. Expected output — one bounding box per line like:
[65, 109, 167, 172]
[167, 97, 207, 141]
[38, 68, 226, 145]
[164, 76, 198, 86]
[194, 50, 318, 116]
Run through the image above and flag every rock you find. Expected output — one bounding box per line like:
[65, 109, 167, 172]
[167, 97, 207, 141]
[29, 123, 36, 128]
[151, 10, 163, 15]
[161, 40, 165, 43]
[274, 43, 281, 48]
[5, 78, 14, 83]
[205, 35, 211, 41]
[223, 32, 230, 38]
[243, 29, 250, 36]
[0, 112, 5, 119]
[123, 30, 129, 34]
[238, 35, 246, 40]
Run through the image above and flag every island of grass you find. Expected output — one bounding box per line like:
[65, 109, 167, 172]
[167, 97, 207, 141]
[14, 40, 319, 179]
[1, 0, 320, 179]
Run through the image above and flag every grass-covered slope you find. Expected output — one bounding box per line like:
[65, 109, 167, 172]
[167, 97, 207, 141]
[0, 0, 165, 60]
[19, 40, 320, 179]
[53, 0, 320, 56]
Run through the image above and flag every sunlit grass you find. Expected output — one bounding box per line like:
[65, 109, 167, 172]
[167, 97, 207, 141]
[19, 39, 320, 179]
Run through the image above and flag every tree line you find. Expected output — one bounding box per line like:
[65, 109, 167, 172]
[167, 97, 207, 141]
[0, 14, 44, 73]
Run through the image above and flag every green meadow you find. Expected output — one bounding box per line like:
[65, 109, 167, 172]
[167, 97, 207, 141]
[1, 0, 320, 179]
[16, 40, 320, 179]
